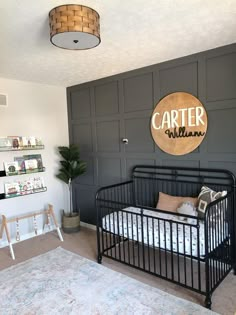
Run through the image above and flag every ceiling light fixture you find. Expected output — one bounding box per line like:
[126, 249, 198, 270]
[49, 4, 100, 50]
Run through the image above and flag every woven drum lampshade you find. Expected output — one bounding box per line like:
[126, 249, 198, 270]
[49, 4, 100, 50]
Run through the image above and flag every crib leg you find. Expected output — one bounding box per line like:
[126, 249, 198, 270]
[205, 295, 212, 309]
[97, 254, 102, 264]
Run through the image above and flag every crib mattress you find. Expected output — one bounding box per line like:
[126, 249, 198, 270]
[102, 207, 225, 257]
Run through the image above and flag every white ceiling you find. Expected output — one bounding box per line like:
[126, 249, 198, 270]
[0, 0, 235, 87]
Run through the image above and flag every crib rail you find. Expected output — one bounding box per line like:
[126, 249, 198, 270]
[97, 204, 204, 294]
[96, 180, 134, 206]
[132, 165, 235, 209]
[205, 192, 234, 298]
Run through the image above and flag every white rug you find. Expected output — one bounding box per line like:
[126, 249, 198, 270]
[0, 247, 217, 315]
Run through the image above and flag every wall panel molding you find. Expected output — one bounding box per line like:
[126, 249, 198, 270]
[94, 81, 119, 116]
[67, 43, 236, 224]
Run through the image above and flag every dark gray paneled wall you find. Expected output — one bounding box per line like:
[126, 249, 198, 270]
[67, 43, 236, 225]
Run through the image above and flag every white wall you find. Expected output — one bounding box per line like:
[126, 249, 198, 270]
[0, 77, 69, 247]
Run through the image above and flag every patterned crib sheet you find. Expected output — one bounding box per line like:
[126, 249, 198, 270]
[102, 207, 226, 257]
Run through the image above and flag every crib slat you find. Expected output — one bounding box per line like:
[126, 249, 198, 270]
[112, 211, 116, 259]
[116, 211, 121, 260]
[177, 222, 180, 283]
[170, 221, 174, 281]
[126, 211, 130, 265]
[131, 213, 135, 266]
[147, 216, 151, 272]
[152, 218, 156, 274]
[108, 207, 112, 257]
[211, 210, 215, 290]
[121, 211, 125, 262]
[136, 214, 140, 268]
[223, 205, 226, 275]
[183, 225, 187, 285]
[219, 203, 222, 280]
[141, 210, 146, 270]
[215, 207, 219, 284]
[164, 220, 167, 278]
[197, 220, 201, 292]
[158, 219, 162, 276]
[190, 225, 193, 288]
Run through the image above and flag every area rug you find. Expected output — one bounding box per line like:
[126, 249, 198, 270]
[0, 247, 217, 315]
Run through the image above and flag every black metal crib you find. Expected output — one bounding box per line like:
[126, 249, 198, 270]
[96, 165, 236, 309]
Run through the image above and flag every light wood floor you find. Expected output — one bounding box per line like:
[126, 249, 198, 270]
[0, 227, 235, 315]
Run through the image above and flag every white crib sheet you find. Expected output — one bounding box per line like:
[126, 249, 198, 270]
[102, 207, 226, 257]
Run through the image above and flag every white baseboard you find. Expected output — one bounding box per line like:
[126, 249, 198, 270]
[0, 222, 95, 248]
[0, 227, 57, 248]
[80, 221, 96, 231]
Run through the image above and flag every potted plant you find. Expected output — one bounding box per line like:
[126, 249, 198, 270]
[56, 144, 86, 233]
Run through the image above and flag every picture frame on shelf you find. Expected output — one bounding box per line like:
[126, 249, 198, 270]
[24, 159, 38, 173]
[32, 176, 45, 192]
[0, 137, 12, 150]
[4, 162, 19, 176]
[4, 182, 21, 198]
[35, 137, 43, 147]
[7, 136, 21, 149]
[14, 156, 26, 174]
[17, 178, 33, 195]
[24, 154, 43, 172]
[22, 136, 36, 148]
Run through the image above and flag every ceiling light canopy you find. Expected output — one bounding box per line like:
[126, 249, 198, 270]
[49, 4, 100, 50]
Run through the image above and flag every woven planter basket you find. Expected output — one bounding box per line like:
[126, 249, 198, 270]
[62, 212, 80, 233]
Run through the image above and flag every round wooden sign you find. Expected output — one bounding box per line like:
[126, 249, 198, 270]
[151, 92, 207, 155]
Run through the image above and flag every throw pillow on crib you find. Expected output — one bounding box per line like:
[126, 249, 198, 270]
[177, 201, 198, 224]
[197, 186, 227, 219]
[156, 192, 198, 212]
